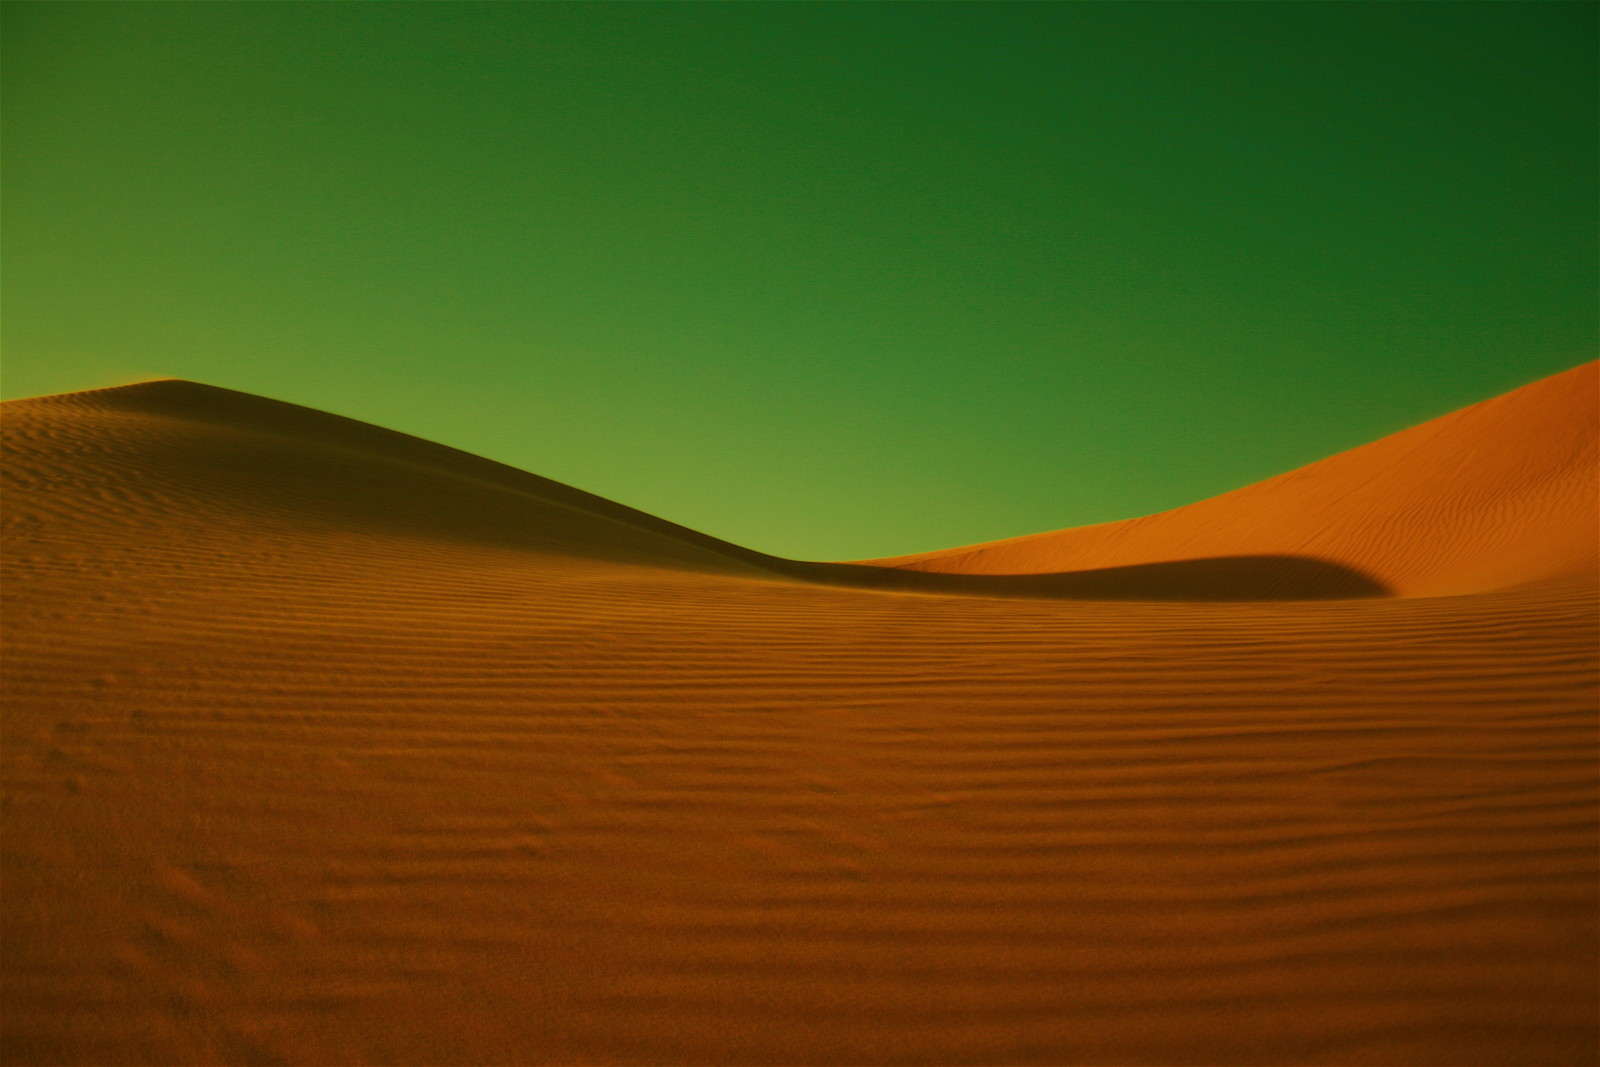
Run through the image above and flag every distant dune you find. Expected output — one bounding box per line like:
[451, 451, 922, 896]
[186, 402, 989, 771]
[869, 362, 1598, 599]
[3, 364, 1595, 1065]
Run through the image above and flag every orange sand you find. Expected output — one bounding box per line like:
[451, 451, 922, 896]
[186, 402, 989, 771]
[3, 364, 1596, 1065]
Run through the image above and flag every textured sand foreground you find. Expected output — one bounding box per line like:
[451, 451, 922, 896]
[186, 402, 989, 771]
[3, 364, 1596, 1066]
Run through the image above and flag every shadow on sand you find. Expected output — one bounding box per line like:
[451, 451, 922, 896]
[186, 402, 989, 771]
[795, 554, 1392, 602]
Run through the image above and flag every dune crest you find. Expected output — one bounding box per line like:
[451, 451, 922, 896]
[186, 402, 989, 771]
[3, 365, 1595, 1065]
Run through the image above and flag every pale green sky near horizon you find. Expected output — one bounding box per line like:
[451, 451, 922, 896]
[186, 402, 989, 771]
[4, 1, 1595, 560]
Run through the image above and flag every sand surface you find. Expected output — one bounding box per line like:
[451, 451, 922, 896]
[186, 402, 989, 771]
[3, 365, 1596, 1065]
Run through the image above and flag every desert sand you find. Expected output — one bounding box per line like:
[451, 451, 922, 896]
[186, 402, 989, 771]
[2, 362, 1596, 1066]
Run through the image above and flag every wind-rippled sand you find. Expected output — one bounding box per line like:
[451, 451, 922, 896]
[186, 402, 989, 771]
[3, 365, 1595, 1065]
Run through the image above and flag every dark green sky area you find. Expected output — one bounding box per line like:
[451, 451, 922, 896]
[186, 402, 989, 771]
[4, 2, 1595, 560]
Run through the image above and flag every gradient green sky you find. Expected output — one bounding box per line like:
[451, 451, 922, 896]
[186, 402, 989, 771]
[4, 2, 1595, 560]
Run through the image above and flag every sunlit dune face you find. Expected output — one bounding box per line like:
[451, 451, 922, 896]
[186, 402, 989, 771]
[867, 362, 1599, 600]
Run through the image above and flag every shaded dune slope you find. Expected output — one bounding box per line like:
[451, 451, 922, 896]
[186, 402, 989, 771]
[20, 378, 791, 579]
[3, 365, 1596, 1066]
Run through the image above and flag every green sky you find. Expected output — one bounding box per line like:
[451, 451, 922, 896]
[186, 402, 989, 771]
[4, 2, 1595, 560]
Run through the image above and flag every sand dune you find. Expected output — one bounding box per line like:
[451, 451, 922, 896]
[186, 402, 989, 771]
[3, 365, 1596, 1065]
[868, 362, 1598, 599]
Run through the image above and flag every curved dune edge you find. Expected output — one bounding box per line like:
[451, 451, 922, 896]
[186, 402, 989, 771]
[3, 365, 1596, 1066]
